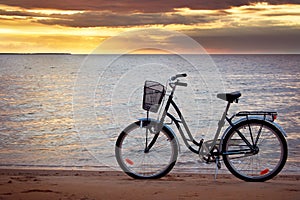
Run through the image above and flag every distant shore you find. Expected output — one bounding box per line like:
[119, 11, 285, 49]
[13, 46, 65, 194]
[0, 53, 72, 55]
[1, 53, 300, 55]
[0, 168, 299, 200]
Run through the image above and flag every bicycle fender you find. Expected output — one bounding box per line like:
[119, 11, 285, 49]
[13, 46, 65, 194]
[219, 116, 287, 150]
[271, 120, 287, 137]
[138, 118, 181, 152]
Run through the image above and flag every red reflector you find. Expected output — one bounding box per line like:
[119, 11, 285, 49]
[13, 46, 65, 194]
[125, 158, 134, 165]
[260, 168, 270, 175]
[273, 114, 277, 120]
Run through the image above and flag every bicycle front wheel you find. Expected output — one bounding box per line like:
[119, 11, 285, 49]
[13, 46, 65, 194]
[222, 119, 287, 182]
[115, 120, 178, 179]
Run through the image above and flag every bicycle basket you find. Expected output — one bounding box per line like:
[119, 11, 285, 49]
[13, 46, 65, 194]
[142, 81, 166, 113]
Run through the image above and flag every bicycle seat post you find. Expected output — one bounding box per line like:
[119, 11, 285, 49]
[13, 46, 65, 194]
[218, 101, 231, 128]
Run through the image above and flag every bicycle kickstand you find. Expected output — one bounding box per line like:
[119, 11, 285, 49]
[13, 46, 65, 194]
[214, 156, 221, 181]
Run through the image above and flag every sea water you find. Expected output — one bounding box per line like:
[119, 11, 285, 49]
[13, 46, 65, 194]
[0, 54, 299, 174]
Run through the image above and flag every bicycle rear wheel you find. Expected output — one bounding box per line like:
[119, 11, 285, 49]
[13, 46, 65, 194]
[115, 120, 178, 179]
[222, 119, 287, 182]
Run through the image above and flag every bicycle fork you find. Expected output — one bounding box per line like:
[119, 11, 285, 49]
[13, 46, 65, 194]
[140, 120, 160, 154]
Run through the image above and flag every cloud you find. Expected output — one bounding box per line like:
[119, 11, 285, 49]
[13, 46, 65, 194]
[262, 12, 300, 16]
[0, 9, 41, 17]
[1, 1, 299, 29]
[1, 0, 299, 13]
[88, 28, 209, 54]
[0, 33, 107, 53]
[188, 27, 300, 53]
[1, 1, 299, 53]
[34, 11, 222, 28]
[0, 5, 225, 28]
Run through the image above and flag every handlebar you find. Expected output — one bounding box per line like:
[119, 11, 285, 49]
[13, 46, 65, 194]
[169, 73, 188, 88]
[170, 73, 187, 81]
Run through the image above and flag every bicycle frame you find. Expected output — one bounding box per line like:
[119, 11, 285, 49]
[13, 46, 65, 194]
[154, 83, 280, 158]
[157, 85, 231, 156]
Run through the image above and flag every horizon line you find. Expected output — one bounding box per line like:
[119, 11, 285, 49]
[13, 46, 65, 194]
[1, 53, 300, 55]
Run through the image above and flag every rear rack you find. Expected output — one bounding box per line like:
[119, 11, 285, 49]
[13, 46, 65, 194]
[236, 111, 277, 121]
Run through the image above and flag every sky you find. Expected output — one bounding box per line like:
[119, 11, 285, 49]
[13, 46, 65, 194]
[0, 0, 300, 54]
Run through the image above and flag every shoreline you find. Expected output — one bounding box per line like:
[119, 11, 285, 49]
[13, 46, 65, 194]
[1, 165, 299, 175]
[0, 168, 299, 200]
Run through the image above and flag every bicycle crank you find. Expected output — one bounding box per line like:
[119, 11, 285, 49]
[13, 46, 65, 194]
[202, 146, 221, 169]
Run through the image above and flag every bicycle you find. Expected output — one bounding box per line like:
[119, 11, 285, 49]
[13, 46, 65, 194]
[115, 73, 288, 182]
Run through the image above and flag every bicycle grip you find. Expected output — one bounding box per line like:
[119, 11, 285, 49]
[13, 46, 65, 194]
[175, 82, 188, 87]
[176, 73, 187, 78]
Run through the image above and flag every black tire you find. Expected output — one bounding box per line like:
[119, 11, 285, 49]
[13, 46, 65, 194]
[115, 120, 178, 179]
[222, 119, 287, 182]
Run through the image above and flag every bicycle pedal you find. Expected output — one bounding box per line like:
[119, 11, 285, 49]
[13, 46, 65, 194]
[203, 154, 217, 164]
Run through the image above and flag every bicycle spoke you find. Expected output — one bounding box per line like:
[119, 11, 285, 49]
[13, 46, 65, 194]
[254, 123, 264, 146]
[248, 122, 255, 146]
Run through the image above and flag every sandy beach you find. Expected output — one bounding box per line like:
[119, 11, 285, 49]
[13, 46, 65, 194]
[0, 169, 299, 200]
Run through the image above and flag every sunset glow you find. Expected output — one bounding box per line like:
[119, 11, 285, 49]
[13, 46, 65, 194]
[0, 1, 299, 54]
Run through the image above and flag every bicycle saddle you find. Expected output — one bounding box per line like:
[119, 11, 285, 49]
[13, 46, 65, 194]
[217, 91, 241, 103]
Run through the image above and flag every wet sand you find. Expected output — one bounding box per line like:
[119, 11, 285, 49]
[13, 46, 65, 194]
[0, 169, 299, 200]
